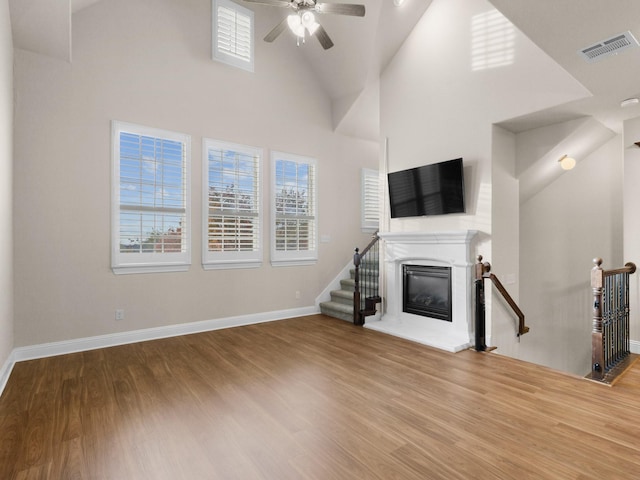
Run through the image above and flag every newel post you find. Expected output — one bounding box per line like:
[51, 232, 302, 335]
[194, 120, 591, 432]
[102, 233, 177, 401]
[353, 248, 362, 325]
[591, 257, 604, 380]
[474, 255, 489, 352]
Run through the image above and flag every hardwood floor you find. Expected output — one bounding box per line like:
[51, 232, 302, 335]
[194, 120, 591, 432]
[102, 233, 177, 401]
[1, 314, 640, 479]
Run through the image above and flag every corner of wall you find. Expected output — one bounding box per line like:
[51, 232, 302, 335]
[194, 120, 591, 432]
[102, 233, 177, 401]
[0, 0, 15, 383]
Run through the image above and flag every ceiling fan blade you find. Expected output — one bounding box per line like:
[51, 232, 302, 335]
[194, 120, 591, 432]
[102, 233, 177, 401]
[315, 3, 365, 16]
[264, 17, 289, 42]
[315, 24, 334, 50]
[243, 0, 291, 7]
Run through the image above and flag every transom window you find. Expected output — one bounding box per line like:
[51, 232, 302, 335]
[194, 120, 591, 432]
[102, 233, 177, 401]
[203, 139, 262, 269]
[271, 151, 317, 266]
[213, 0, 254, 72]
[361, 168, 379, 232]
[112, 121, 191, 274]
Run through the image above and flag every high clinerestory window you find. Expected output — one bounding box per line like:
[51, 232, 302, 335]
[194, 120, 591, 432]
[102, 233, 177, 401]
[213, 0, 254, 72]
[203, 139, 262, 269]
[271, 151, 317, 266]
[361, 168, 380, 232]
[112, 121, 191, 274]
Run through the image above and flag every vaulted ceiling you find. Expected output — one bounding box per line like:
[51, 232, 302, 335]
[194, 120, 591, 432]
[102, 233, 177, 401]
[8, 0, 640, 139]
[490, 0, 640, 134]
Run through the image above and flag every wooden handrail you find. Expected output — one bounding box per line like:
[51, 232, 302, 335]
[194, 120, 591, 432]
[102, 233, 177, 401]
[485, 273, 529, 336]
[476, 256, 529, 338]
[356, 233, 380, 262]
[599, 260, 636, 278]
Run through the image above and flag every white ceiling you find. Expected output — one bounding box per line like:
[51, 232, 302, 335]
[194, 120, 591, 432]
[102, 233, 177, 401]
[489, 0, 640, 134]
[8, 0, 640, 137]
[247, 0, 433, 140]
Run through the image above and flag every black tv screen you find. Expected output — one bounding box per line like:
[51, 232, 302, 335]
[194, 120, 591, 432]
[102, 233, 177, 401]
[388, 158, 465, 218]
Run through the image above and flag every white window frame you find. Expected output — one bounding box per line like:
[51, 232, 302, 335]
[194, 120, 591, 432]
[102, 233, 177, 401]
[271, 151, 318, 267]
[202, 138, 263, 270]
[111, 121, 191, 274]
[212, 0, 254, 72]
[361, 168, 380, 232]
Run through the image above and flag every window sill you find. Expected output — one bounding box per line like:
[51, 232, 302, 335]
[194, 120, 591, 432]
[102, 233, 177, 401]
[112, 264, 190, 275]
[270, 258, 317, 268]
[202, 260, 262, 270]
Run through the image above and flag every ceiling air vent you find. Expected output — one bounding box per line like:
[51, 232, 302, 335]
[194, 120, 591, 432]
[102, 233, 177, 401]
[578, 31, 639, 63]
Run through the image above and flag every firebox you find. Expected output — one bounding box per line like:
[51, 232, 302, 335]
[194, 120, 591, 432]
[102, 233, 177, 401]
[403, 264, 452, 321]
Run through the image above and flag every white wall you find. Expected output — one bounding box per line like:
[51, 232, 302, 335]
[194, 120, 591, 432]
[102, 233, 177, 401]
[379, 0, 588, 340]
[0, 0, 14, 371]
[12, 0, 377, 347]
[490, 125, 520, 355]
[520, 134, 623, 375]
[624, 116, 640, 346]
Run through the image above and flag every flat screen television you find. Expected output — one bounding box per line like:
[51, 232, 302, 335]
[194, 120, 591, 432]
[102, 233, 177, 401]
[388, 158, 465, 218]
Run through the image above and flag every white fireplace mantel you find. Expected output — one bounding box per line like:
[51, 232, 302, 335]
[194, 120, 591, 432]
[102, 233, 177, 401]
[365, 230, 478, 352]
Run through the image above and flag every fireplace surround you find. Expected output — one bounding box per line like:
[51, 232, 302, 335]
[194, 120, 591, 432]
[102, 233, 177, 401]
[365, 230, 478, 352]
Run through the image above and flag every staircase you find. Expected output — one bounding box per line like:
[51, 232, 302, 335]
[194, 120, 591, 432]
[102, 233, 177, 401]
[319, 258, 380, 323]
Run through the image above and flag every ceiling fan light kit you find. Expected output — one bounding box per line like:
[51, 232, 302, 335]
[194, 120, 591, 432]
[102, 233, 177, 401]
[301, 11, 320, 35]
[287, 14, 306, 38]
[244, 0, 365, 50]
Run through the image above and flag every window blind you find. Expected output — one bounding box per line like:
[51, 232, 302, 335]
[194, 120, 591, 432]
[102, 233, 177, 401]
[273, 155, 317, 259]
[213, 0, 254, 72]
[362, 168, 380, 231]
[112, 121, 191, 274]
[217, 6, 251, 62]
[119, 133, 187, 253]
[203, 139, 262, 269]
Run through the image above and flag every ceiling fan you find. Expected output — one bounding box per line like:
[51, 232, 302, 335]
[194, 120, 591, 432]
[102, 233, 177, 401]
[243, 0, 366, 50]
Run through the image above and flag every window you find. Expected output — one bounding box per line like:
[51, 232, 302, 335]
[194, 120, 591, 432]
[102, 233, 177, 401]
[203, 139, 262, 269]
[271, 152, 317, 266]
[213, 0, 254, 72]
[112, 121, 191, 274]
[361, 168, 379, 232]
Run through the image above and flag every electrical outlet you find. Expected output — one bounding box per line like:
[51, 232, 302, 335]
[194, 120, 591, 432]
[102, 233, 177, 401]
[295, 291, 301, 299]
[115, 309, 125, 320]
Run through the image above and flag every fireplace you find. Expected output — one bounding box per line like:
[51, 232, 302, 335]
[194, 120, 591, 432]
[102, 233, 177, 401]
[365, 230, 478, 352]
[403, 265, 452, 321]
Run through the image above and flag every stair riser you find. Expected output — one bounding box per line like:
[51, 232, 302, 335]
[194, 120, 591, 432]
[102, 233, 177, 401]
[320, 305, 353, 322]
[349, 269, 379, 280]
[331, 290, 372, 305]
[330, 292, 353, 306]
[319, 299, 354, 322]
[340, 279, 378, 293]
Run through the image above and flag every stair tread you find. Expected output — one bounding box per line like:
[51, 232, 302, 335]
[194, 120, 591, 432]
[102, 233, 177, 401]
[341, 278, 378, 287]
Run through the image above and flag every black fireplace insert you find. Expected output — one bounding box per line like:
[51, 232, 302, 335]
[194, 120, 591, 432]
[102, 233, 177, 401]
[403, 264, 452, 321]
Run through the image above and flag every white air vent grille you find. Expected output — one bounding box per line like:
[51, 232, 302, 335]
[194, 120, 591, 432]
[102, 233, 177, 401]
[579, 31, 639, 63]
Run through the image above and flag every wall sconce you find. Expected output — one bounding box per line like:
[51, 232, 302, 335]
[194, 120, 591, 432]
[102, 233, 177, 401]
[558, 154, 576, 171]
[393, 0, 406, 6]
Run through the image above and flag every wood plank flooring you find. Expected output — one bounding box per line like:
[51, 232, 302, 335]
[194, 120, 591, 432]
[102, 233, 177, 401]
[1, 314, 640, 479]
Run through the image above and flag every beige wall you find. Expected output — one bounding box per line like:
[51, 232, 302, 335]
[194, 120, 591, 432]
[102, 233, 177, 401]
[520, 134, 623, 375]
[12, 0, 377, 346]
[0, 0, 13, 369]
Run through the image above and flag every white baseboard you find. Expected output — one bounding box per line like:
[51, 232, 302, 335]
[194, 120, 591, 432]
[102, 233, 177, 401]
[0, 350, 16, 399]
[631, 340, 640, 354]
[0, 306, 318, 399]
